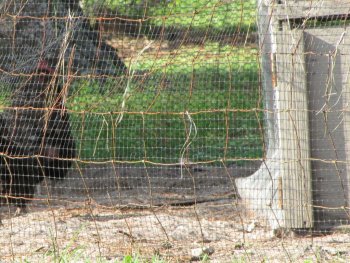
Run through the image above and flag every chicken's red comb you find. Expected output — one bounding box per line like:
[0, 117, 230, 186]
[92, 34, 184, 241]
[37, 60, 55, 74]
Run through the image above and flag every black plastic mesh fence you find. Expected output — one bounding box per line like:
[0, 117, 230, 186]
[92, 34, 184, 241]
[0, 0, 350, 262]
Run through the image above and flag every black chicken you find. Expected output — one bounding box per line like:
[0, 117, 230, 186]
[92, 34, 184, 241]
[0, 61, 76, 208]
[0, 0, 126, 85]
[0, 0, 126, 209]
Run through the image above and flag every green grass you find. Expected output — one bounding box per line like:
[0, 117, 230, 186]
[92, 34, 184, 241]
[21, 225, 170, 263]
[148, 0, 256, 32]
[0, 2, 262, 166]
[67, 43, 262, 164]
[28, 250, 169, 263]
[83, 0, 256, 35]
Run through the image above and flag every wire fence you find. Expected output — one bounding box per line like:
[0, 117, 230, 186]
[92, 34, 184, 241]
[0, 0, 350, 262]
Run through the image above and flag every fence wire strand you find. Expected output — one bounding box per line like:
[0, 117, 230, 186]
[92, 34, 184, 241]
[0, 0, 350, 262]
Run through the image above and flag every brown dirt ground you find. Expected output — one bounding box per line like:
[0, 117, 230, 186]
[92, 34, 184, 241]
[0, 163, 350, 262]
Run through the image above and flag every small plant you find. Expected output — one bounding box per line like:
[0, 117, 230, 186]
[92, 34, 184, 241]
[44, 224, 87, 262]
[118, 254, 168, 263]
[200, 253, 210, 263]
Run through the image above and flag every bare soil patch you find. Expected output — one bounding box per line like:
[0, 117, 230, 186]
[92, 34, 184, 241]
[1, 163, 350, 262]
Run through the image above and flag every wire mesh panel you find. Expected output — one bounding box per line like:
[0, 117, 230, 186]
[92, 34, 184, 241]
[0, 0, 349, 262]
